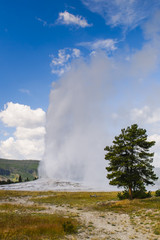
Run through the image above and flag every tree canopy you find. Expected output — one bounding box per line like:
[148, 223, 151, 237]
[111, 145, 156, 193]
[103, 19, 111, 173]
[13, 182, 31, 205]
[104, 124, 158, 199]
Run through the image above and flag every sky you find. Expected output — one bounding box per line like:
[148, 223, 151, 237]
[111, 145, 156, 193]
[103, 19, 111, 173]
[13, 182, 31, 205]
[0, 0, 160, 167]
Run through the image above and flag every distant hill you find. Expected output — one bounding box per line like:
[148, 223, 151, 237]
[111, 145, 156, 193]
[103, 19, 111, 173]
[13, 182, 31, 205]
[0, 158, 40, 182]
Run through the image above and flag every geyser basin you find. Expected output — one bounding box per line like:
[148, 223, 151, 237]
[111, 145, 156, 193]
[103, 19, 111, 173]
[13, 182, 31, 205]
[0, 178, 113, 191]
[0, 178, 159, 191]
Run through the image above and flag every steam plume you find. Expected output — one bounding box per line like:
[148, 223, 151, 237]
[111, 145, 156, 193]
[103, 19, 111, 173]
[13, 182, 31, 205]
[39, 17, 160, 187]
[39, 53, 116, 187]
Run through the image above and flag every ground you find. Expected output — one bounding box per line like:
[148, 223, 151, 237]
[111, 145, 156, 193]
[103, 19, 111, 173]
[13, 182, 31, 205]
[0, 191, 160, 239]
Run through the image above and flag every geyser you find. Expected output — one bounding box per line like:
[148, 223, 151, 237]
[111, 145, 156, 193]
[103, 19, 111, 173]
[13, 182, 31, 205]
[39, 53, 115, 188]
[39, 32, 160, 189]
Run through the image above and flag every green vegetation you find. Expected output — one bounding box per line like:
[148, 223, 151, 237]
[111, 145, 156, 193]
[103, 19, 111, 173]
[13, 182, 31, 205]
[93, 196, 160, 213]
[31, 191, 118, 207]
[0, 190, 159, 239]
[0, 190, 54, 200]
[0, 203, 45, 212]
[104, 124, 158, 199]
[155, 189, 160, 197]
[0, 212, 78, 240]
[0, 191, 80, 240]
[117, 190, 152, 200]
[0, 158, 39, 182]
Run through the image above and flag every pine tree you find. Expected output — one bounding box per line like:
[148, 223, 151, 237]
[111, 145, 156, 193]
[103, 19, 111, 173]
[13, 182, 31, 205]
[18, 175, 22, 182]
[104, 124, 158, 199]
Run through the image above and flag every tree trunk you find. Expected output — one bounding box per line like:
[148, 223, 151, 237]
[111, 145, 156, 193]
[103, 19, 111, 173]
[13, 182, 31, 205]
[129, 186, 133, 200]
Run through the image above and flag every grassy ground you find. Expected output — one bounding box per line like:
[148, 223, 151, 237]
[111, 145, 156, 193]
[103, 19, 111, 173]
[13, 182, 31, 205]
[0, 211, 78, 240]
[30, 191, 160, 237]
[30, 191, 118, 207]
[0, 190, 160, 239]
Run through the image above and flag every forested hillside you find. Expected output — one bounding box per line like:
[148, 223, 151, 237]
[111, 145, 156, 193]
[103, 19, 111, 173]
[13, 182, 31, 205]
[0, 158, 39, 182]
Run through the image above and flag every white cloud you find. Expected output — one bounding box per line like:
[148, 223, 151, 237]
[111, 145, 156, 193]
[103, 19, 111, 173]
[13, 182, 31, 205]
[0, 137, 45, 160]
[148, 134, 160, 144]
[81, 0, 160, 29]
[50, 48, 81, 76]
[148, 134, 160, 168]
[131, 106, 160, 124]
[78, 39, 117, 51]
[35, 17, 48, 26]
[0, 102, 46, 160]
[0, 102, 45, 128]
[130, 106, 150, 122]
[19, 89, 30, 95]
[56, 11, 92, 28]
[14, 127, 46, 140]
[51, 49, 71, 66]
[72, 48, 81, 58]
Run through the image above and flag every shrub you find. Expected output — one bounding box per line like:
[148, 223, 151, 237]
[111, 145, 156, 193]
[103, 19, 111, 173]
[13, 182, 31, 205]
[117, 191, 129, 200]
[133, 190, 152, 199]
[62, 220, 77, 234]
[117, 190, 152, 200]
[155, 189, 160, 197]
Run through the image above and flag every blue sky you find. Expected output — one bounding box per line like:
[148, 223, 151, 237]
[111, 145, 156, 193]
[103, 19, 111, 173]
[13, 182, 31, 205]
[0, 0, 153, 111]
[0, 0, 156, 110]
[0, 0, 160, 166]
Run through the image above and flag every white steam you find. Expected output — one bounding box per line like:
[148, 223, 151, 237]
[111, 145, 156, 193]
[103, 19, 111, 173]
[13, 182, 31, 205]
[39, 12, 160, 188]
[39, 53, 115, 187]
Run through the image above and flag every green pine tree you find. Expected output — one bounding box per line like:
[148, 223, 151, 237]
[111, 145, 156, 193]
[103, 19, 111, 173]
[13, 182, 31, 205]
[18, 175, 22, 182]
[104, 124, 158, 199]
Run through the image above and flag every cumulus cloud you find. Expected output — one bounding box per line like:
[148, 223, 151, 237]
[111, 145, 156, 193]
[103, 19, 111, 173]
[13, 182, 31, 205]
[50, 48, 81, 75]
[56, 11, 92, 28]
[0, 102, 46, 160]
[131, 106, 160, 124]
[0, 137, 45, 160]
[81, 0, 160, 30]
[14, 127, 46, 140]
[78, 38, 117, 51]
[0, 102, 45, 128]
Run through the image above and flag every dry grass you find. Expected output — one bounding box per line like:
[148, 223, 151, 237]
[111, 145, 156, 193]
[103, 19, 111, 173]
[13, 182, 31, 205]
[0, 205, 79, 240]
[93, 196, 160, 236]
[0, 212, 79, 239]
[30, 191, 118, 208]
[0, 203, 45, 212]
[0, 190, 160, 239]
[0, 190, 53, 200]
[0, 191, 81, 240]
[93, 196, 160, 213]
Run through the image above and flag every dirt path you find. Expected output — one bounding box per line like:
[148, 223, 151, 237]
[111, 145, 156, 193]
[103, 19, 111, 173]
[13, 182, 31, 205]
[43, 204, 158, 240]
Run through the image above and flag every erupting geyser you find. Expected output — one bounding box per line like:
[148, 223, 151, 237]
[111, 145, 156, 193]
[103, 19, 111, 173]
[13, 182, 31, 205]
[39, 53, 114, 188]
[39, 47, 160, 190]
